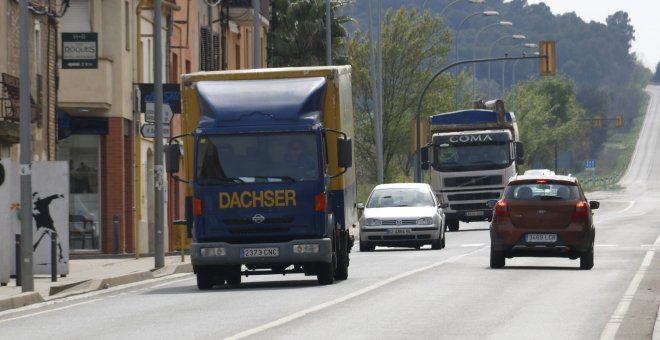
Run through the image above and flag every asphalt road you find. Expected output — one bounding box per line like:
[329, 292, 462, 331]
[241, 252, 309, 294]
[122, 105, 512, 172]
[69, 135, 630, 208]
[2, 85, 660, 340]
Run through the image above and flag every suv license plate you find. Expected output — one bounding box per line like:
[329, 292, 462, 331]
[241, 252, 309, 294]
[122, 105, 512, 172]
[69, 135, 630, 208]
[240, 247, 279, 258]
[388, 229, 412, 235]
[525, 234, 558, 243]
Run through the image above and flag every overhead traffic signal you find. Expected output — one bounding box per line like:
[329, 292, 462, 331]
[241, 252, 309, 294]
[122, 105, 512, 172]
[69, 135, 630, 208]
[615, 115, 624, 128]
[593, 115, 602, 128]
[539, 40, 556, 76]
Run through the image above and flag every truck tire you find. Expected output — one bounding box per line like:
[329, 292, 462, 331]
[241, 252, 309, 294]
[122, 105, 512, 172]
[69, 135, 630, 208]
[490, 247, 505, 269]
[196, 268, 214, 290]
[447, 219, 460, 232]
[317, 262, 335, 285]
[226, 265, 242, 285]
[334, 235, 349, 280]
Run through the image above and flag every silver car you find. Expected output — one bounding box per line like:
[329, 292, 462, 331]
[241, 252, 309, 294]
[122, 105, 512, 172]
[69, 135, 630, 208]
[359, 183, 446, 251]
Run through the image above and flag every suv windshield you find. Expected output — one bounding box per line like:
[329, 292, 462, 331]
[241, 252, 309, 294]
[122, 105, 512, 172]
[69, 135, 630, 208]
[504, 182, 579, 200]
[196, 133, 319, 185]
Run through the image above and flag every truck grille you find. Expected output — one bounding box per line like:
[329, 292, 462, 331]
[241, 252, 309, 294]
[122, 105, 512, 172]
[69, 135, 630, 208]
[228, 226, 290, 234]
[447, 192, 501, 201]
[444, 175, 502, 187]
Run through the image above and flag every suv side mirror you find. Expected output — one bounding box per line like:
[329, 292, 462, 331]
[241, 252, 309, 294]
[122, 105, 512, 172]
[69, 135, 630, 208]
[589, 201, 600, 210]
[166, 143, 181, 173]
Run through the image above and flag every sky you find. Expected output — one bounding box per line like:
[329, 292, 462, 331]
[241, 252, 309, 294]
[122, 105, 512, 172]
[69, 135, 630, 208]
[523, 0, 658, 70]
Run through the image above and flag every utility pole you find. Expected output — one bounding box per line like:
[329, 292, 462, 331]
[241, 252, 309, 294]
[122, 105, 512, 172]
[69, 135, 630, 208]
[154, 0, 165, 269]
[19, 0, 34, 292]
[253, 0, 260, 68]
[325, 0, 331, 65]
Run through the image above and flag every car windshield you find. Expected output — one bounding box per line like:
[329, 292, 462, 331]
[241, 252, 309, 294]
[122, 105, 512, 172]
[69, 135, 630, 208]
[504, 182, 579, 200]
[367, 188, 435, 208]
[435, 143, 511, 172]
[196, 133, 319, 185]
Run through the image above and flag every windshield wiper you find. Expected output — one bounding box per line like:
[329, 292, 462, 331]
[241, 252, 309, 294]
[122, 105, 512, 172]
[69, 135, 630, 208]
[250, 176, 296, 183]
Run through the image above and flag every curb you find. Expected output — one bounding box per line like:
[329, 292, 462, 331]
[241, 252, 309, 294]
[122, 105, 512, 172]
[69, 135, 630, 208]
[0, 263, 192, 312]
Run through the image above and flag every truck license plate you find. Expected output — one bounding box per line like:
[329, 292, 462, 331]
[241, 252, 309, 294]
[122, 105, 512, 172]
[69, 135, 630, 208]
[525, 234, 557, 243]
[240, 247, 279, 258]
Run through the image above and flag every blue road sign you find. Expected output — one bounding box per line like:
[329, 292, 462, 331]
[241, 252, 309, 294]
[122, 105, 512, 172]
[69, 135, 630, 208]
[584, 159, 596, 169]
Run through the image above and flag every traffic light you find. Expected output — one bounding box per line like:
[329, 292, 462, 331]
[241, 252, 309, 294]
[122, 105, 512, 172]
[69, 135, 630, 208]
[539, 40, 556, 76]
[593, 115, 602, 128]
[615, 115, 624, 128]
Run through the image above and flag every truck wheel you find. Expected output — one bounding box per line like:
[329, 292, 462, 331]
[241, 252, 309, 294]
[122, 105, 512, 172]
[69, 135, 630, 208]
[196, 268, 214, 290]
[317, 261, 335, 285]
[334, 236, 349, 280]
[490, 247, 505, 269]
[580, 247, 594, 270]
[447, 219, 460, 232]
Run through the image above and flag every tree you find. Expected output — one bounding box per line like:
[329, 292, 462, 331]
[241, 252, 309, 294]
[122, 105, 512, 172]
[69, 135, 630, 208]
[268, 0, 353, 67]
[348, 8, 453, 183]
[653, 62, 660, 83]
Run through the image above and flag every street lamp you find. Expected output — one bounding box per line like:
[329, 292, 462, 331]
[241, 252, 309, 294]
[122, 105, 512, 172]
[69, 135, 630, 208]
[511, 49, 539, 112]
[472, 21, 512, 99]
[502, 42, 536, 98]
[455, 10, 500, 109]
[435, 0, 485, 15]
[487, 34, 525, 98]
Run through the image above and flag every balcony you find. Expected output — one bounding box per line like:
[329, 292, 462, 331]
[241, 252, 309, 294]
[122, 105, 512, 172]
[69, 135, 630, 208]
[58, 58, 113, 113]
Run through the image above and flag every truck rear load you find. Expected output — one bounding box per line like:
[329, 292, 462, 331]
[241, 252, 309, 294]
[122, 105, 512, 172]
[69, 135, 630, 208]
[167, 66, 358, 288]
[422, 100, 524, 231]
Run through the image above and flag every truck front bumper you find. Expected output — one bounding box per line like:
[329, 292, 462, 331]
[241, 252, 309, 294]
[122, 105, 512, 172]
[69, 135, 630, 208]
[446, 210, 493, 222]
[191, 238, 333, 266]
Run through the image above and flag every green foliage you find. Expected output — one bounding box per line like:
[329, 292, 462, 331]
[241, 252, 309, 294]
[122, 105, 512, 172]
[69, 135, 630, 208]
[348, 8, 453, 183]
[268, 0, 353, 67]
[507, 76, 589, 172]
[654, 62, 660, 83]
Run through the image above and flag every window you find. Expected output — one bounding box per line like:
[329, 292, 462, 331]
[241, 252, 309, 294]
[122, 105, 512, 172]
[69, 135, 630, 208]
[61, 0, 91, 33]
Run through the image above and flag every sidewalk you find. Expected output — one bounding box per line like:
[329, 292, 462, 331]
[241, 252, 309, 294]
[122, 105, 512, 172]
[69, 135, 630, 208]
[0, 254, 192, 312]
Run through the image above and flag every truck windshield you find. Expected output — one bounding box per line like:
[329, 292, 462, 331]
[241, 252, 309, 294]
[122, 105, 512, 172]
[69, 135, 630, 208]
[196, 133, 319, 184]
[434, 143, 511, 172]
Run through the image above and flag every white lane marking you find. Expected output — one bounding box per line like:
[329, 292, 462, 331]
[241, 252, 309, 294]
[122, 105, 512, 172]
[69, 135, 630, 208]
[600, 233, 660, 340]
[595, 244, 618, 247]
[223, 245, 488, 340]
[461, 243, 485, 247]
[0, 299, 103, 323]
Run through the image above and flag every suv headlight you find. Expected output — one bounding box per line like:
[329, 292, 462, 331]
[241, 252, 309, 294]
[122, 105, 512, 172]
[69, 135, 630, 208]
[365, 218, 381, 226]
[416, 217, 433, 225]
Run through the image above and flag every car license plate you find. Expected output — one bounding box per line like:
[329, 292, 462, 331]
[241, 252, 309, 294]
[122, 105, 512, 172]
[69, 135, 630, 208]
[525, 234, 557, 243]
[466, 211, 484, 217]
[240, 247, 279, 258]
[388, 228, 412, 235]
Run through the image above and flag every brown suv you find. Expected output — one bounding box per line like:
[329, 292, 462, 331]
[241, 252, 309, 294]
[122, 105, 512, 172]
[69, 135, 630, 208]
[488, 174, 599, 269]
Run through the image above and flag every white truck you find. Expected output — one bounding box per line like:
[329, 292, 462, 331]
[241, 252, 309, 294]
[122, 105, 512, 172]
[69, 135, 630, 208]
[421, 99, 524, 231]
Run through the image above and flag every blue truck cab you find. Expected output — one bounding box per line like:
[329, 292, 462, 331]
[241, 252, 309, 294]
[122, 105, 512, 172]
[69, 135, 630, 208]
[167, 66, 358, 289]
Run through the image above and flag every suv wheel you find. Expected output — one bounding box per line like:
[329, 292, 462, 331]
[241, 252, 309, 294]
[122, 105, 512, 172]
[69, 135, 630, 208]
[490, 247, 505, 268]
[580, 247, 594, 270]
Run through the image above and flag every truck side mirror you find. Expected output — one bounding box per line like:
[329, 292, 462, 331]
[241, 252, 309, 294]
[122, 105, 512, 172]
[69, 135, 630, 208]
[421, 146, 429, 171]
[166, 143, 181, 173]
[0, 163, 4, 186]
[514, 141, 525, 165]
[337, 138, 353, 168]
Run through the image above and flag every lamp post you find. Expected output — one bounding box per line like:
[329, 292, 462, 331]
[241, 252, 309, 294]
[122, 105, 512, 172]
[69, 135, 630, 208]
[455, 10, 499, 109]
[502, 42, 536, 98]
[511, 49, 539, 112]
[472, 21, 512, 99]
[487, 34, 525, 98]
[434, 0, 485, 15]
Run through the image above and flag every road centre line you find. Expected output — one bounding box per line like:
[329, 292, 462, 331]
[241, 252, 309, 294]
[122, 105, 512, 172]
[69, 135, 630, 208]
[600, 233, 660, 340]
[224, 245, 488, 340]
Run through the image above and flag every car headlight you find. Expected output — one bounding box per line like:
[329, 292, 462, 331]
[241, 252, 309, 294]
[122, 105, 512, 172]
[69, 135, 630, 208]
[365, 218, 381, 226]
[416, 217, 433, 225]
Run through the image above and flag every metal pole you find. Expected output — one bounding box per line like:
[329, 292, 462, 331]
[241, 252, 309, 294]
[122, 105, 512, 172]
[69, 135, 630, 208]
[154, 0, 165, 269]
[367, 1, 383, 184]
[51, 232, 57, 282]
[19, 0, 34, 292]
[15, 234, 21, 286]
[113, 215, 120, 254]
[207, 4, 213, 70]
[325, 0, 331, 65]
[377, 0, 384, 184]
[252, 0, 260, 68]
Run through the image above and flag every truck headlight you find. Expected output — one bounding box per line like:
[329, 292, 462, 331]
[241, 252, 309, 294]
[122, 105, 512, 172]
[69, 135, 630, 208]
[416, 217, 433, 225]
[365, 218, 381, 226]
[293, 244, 319, 254]
[200, 247, 226, 256]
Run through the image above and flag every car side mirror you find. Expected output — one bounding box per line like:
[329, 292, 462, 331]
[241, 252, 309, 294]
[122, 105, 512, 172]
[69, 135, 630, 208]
[357, 202, 365, 210]
[589, 201, 600, 210]
[438, 202, 449, 209]
[486, 199, 498, 209]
